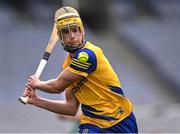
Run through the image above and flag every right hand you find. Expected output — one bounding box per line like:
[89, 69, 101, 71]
[27, 74, 40, 89]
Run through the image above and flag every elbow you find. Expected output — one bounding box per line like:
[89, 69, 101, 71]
[71, 109, 78, 116]
[53, 84, 64, 94]
[54, 87, 62, 94]
[69, 111, 77, 116]
[68, 106, 78, 116]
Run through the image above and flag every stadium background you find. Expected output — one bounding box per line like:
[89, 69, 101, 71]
[0, 0, 180, 133]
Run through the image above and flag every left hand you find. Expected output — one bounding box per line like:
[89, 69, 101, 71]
[23, 85, 38, 105]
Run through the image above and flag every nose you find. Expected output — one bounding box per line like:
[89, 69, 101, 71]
[70, 31, 76, 39]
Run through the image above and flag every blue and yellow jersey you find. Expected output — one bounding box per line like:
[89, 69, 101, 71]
[62, 41, 132, 128]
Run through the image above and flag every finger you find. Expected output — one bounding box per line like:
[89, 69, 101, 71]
[31, 75, 36, 79]
[27, 81, 31, 86]
[23, 89, 31, 97]
[28, 78, 32, 83]
[32, 75, 38, 79]
[26, 84, 34, 90]
[25, 86, 30, 91]
[23, 86, 30, 93]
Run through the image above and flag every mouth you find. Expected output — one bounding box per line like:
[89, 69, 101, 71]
[68, 42, 78, 45]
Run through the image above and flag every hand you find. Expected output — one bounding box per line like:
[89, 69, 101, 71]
[27, 74, 40, 89]
[23, 85, 37, 104]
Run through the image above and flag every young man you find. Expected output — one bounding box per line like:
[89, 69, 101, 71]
[23, 6, 138, 133]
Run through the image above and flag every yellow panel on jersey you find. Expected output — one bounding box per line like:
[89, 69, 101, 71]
[62, 41, 133, 128]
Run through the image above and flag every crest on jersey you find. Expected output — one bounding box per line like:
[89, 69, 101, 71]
[77, 52, 89, 63]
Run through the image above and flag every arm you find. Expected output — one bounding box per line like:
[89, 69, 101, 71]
[25, 86, 80, 116]
[27, 68, 84, 94]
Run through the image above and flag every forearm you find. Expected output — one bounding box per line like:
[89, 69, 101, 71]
[30, 69, 83, 94]
[37, 79, 63, 94]
[32, 97, 78, 116]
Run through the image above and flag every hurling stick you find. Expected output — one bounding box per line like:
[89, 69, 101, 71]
[18, 24, 59, 104]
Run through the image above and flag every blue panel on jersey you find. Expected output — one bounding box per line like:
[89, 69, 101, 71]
[82, 108, 118, 121]
[109, 86, 125, 97]
[70, 48, 97, 74]
[82, 104, 103, 112]
[79, 112, 138, 133]
[103, 112, 138, 133]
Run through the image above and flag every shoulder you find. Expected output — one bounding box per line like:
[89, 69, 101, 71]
[73, 48, 97, 70]
[69, 46, 97, 74]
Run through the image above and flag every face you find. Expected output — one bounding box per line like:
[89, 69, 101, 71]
[57, 24, 83, 47]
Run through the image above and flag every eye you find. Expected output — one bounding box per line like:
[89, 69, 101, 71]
[70, 25, 80, 33]
[71, 27, 78, 32]
[61, 28, 69, 34]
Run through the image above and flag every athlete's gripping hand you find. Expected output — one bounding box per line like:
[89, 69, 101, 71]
[27, 74, 40, 89]
[22, 85, 37, 104]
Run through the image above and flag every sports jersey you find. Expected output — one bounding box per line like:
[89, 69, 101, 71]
[62, 41, 133, 128]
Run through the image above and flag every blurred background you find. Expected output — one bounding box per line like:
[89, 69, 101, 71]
[0, 0, 180, 133]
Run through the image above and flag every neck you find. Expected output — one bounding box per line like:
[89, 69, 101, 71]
[69, 53, 74, 59]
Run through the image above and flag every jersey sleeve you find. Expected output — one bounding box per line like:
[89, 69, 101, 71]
[67, 48, 97, 77]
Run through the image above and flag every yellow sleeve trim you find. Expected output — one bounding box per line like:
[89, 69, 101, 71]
[67, 66, 88, 77]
